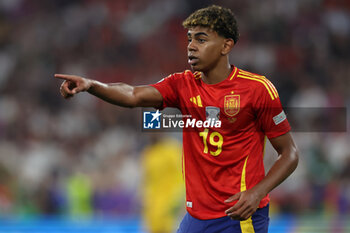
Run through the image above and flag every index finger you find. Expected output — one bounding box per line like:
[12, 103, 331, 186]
[225, 199, 244, 214]
[54, 74, 77, 81]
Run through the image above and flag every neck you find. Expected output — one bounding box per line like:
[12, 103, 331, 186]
[201, 60, 232, 84]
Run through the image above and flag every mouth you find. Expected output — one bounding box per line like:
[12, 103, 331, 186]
[188, 55, 199, 65]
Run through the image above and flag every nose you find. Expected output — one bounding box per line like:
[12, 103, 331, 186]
[187, 40, 197, 51]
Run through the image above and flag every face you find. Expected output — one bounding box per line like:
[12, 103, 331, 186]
[187, 26, 228, 72]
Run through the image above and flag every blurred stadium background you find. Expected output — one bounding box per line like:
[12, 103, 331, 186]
[0, 0, 349, 232]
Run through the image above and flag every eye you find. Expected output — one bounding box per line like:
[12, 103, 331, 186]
[198, 38, 206, 43]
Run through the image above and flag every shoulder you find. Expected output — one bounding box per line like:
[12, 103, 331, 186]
[157, 70, 200, 87]
[173, 70, 198, 80]
[236, 68, 279, 100]
[159, 70, 195, 82]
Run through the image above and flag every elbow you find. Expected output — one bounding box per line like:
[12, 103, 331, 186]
[122, 90, 139, 108]
[279, 144, 299, 174]
[128, 97, 141, 108]
[290, 145, 299, 172]
[126, 97, 147, 108]
[127, 88, 142, 108]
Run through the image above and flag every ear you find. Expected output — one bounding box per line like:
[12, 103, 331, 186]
[221, 38, 234, 55]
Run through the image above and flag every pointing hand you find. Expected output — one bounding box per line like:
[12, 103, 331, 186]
[54, 74, 91, 99]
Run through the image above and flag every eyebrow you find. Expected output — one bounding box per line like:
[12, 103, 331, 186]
[187, 32, 209, 37]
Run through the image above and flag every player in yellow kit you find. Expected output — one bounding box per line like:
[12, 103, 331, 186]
[141, 135, 184, 233]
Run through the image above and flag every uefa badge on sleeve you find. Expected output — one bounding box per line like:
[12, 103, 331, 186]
[143, 110, 162, 129]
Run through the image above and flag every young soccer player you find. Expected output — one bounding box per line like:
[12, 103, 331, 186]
[55, 5, 298, 233]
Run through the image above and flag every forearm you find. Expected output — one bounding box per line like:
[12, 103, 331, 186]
[87, 80, 163, 108]
[254, 146, 299, 198]
[87, 80, 137, 107]
[55, 73, 163, 108]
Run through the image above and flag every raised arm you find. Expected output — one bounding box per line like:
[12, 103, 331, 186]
[54, 74, 163, 108]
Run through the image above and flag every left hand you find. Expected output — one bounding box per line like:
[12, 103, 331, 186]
[224, 188, 263, 221]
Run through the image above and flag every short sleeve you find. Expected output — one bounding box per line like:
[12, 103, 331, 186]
[254, 80, 291, 139]
[149, 73, 181, 109]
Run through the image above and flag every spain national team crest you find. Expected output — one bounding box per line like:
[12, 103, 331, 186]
[224, 95, 240, 117]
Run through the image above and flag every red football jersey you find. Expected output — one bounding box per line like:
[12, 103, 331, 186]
[150, 66, 291, 220]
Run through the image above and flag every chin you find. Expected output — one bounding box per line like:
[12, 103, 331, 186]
[190, 64, 202, 72]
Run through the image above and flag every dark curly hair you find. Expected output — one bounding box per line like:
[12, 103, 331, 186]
[182, 5, 239, 44]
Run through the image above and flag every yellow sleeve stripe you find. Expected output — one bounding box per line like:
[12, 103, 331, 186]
[237, 74, 276, 100]
[238, 71, 279, 98]
[265, 79, 278, 98]
[239, 71, 277, 92]
[229, 66, 238, 80]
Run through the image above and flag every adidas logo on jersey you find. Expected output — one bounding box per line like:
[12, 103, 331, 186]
[190, 95, 203, 107]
